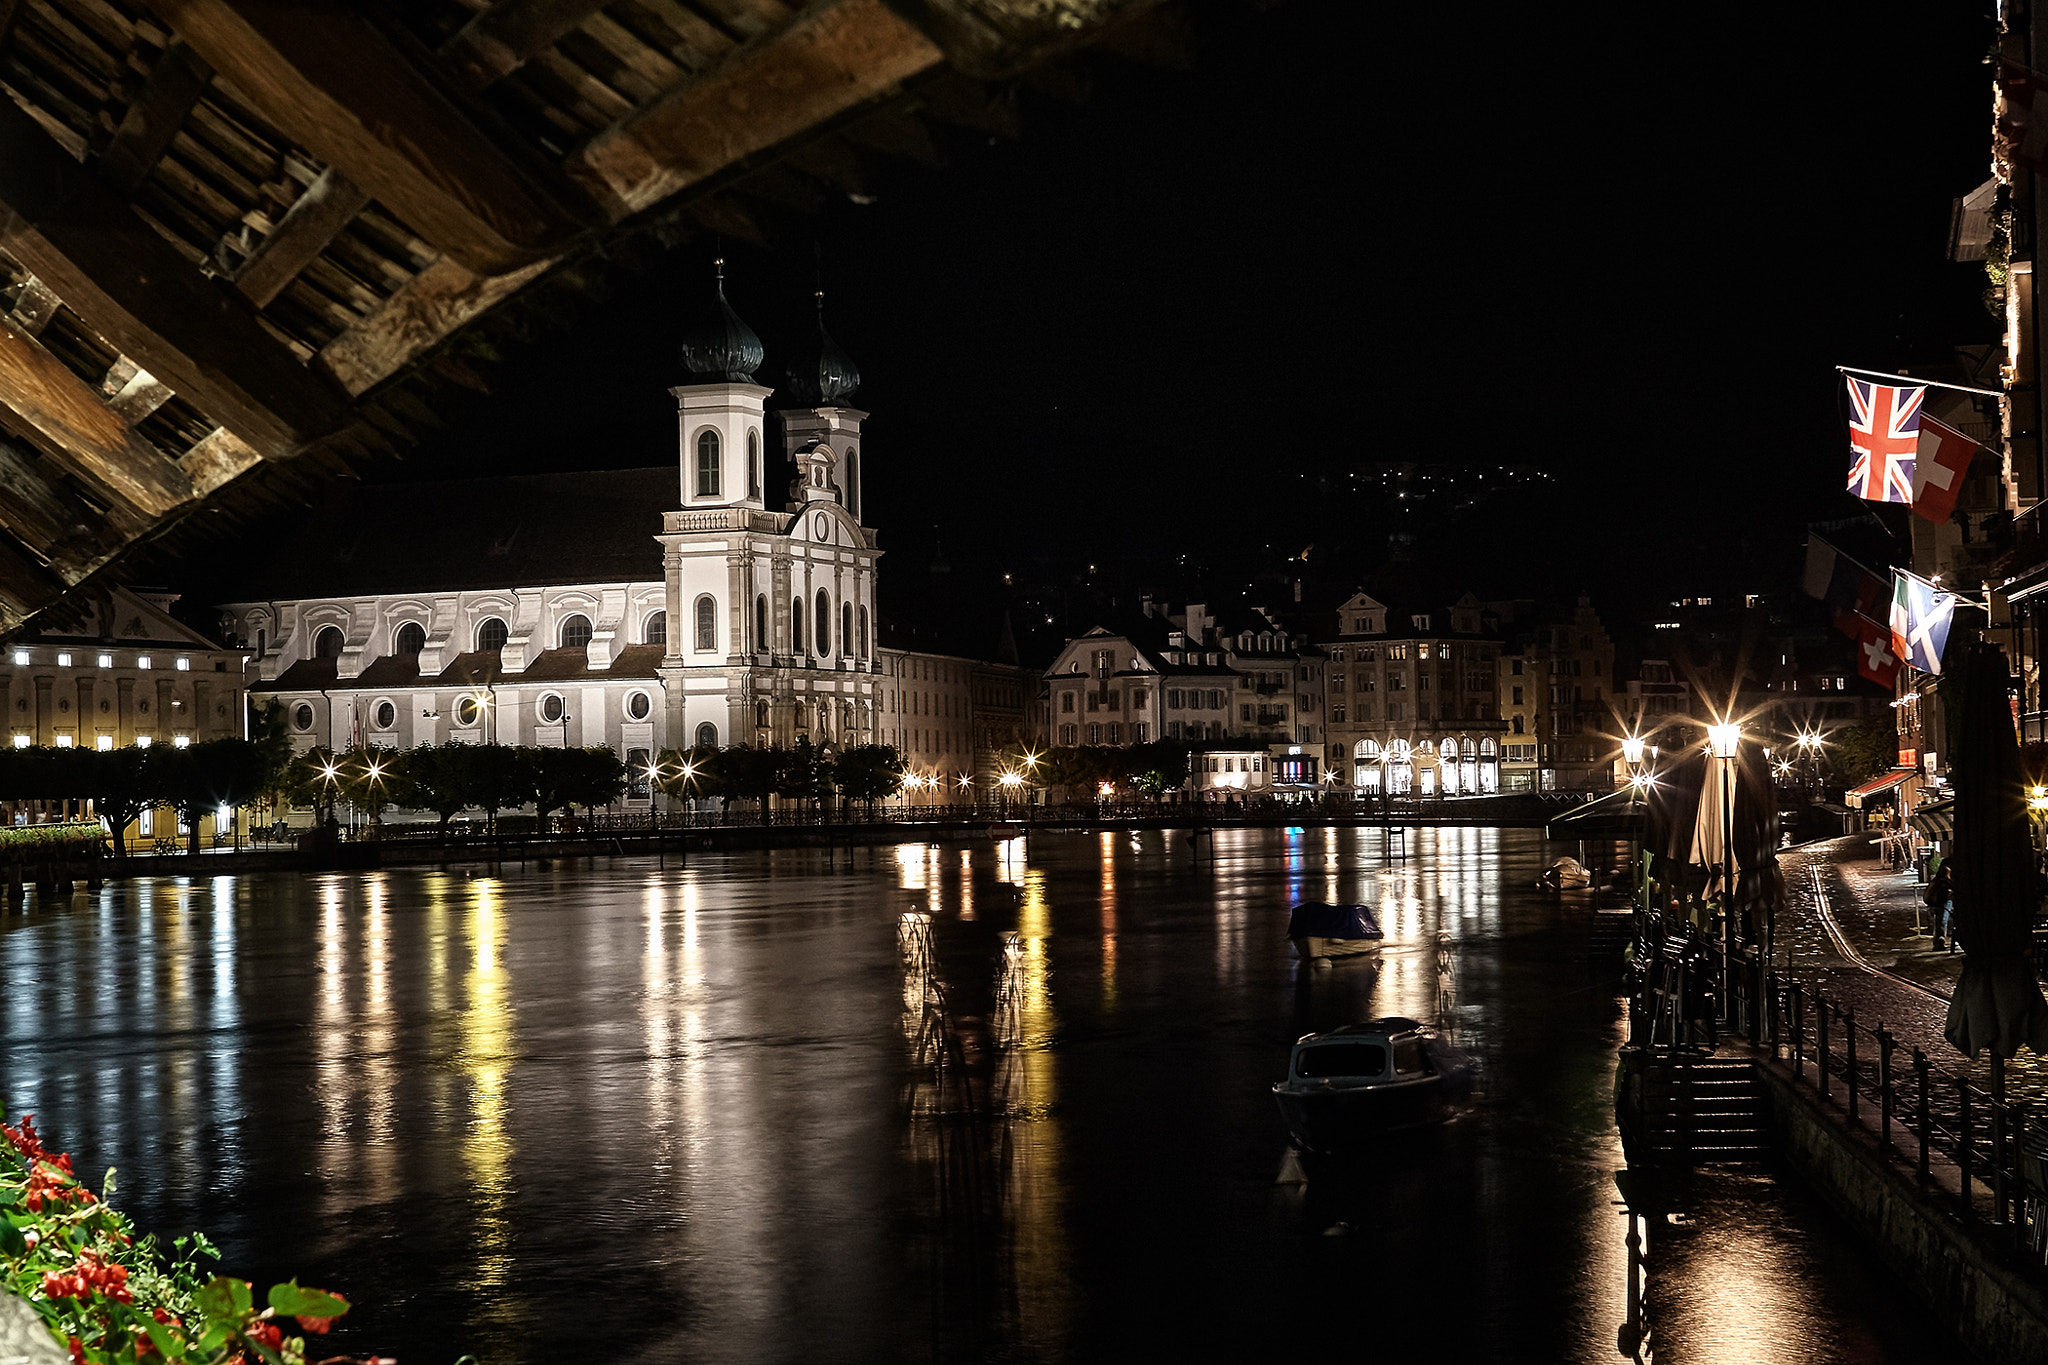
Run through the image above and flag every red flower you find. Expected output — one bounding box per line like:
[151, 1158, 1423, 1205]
[296, 1314, 335, 1334]
[248, 1321, 283, 1350]
[65, 1336, 84, 1365]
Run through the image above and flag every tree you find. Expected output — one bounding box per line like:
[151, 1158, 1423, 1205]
[334, 746, 406, 827]
[163, 740, 268, 853]
[776, 736, 835, 816]
[463, 744, 527, 832]
[1127, 741, 1192, 798]
[653, 746, 722, 806]
[406, 744, 473, 832]
[834, 745, 905, 816]
[283, 747, 347, 824]
[91, 746, 162, 859]
[561, 747, 627, 818]
[518, 745, 581, 827]
[720, 745, 784, 822]
[247, 698, 296, 818]
[1831, 718, 1898, 787]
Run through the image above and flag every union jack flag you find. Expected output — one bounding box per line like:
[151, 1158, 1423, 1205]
[1845, 377, 1922, 505]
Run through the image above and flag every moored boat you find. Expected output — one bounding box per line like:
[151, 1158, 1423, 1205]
[1271, 1018, 1477, 1151]
[1288, 901, 1384, 966]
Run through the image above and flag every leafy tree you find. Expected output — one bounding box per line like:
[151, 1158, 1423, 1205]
[834, 744, 905, 815]
[406, 744, 474, 832]
[162, 740, 268, 853]
[334, 745, 406, 827]
[518, 745, 581, 827]
[776, 736, 834, 815]
[247, 698, 296, 816]
[721, 744, 784, 822]
[653, 746, 722, 805]
[463, 743, 527, 832]
[1831, 718, 1898, 788]
[91, 746, 162, 859]
[1127, 740, 1192, 798]
[562, 746, 627, 818]
[283, 747, 347, 824]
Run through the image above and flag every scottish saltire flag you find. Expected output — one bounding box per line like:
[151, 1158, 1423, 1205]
[1846, 377, 1924, 504]
[1889, 570, 1955, 675]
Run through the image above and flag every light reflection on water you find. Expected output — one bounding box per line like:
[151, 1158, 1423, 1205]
[0, 828, 1960, 1362]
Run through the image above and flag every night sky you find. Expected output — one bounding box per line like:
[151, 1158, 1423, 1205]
[366, 0, 2001, 641]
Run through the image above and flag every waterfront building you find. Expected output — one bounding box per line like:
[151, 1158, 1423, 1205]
[218, 274, 1025, 813]
[1319, 590, 1506, 795]
[1497, 595, 1616, 792]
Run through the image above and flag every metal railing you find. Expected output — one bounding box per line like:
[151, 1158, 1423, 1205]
[1773, 974, 2048, 1252]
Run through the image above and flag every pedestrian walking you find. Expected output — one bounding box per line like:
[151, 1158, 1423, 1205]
[1926, 859, 1954, 952]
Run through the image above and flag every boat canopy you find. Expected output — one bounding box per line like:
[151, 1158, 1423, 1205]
[1286, 902, 1384, 941]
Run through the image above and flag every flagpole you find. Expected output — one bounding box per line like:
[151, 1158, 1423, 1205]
[1836, 365, 2003, 399]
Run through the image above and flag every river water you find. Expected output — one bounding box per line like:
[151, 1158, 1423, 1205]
[0, 827, 1960, 1362]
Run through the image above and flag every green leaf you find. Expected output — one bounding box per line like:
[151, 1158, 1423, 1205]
[0, 1219, 22, 1256]
[139, 1315, 182, 1358]
[196, 1275, 253, 1322]
[266, 1279, 349, 1319]
[100, 1167, 115, 1200]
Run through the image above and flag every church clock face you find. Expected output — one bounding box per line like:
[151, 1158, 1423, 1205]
[813, 512, 830, 541]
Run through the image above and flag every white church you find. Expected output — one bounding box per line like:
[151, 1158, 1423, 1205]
[222, 267, 1026, 808]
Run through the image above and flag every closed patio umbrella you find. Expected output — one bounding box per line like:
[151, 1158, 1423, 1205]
[1943, 641, 2048, 1058]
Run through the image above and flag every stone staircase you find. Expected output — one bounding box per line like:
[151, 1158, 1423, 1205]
[1616, 1052, 1771, 1164]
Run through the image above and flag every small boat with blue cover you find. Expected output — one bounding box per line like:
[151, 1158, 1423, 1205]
[1288, 901, 1384, 966]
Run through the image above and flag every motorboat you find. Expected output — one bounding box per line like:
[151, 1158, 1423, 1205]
[1288, 901, 1384, 967]
[1271, 1018, 1477, 1151]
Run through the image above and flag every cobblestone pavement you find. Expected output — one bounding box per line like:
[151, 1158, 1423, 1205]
[1778, 835, 2048, 1107]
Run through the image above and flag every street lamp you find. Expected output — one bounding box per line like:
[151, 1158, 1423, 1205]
[1707, 722, 1746, 1034]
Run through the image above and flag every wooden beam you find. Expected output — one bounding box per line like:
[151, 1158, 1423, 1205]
[229, 167, 371, 309]
[97, 40, 215, 195]
[178, 425, 263, 496]
[101, 358, 173, 423]
[440, 0, 614, 90]
[0, 316, 194, 520]
[569, 0, 944, 220]
[140, 0, 595, 274]
[0, 533, 70, 631]
[877, 0, 1169, 80]
[316, 253, 556, 397]
[0, 435, 135, 581]
[0, 97, 346, 455]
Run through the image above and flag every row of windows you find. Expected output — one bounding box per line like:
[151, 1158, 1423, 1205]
[1354, 738, 1497, 760]
[311, 613, 669, 662]
[9, 651, 200, 671]
[694, 429, 764, 501]
[292, 689, 658, 733]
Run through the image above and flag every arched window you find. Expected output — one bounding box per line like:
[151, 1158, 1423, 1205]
[1440, 738, 1458, 763]
[695, 429, 720, 497]
[628, 749, 651, 799]
[559, 614, 593, 650]
[755, 595, 767, 650]
[694, 595, 717, 652]
[815, 590, 831, 654]
[857, 605, 869, 658]
[476, 618, 508, 652]
[747, 429, 760, 498]
[395, 622, 425, 655]
[842, 602, 853, 656]
[645, 611, 667, 647]
[314, 626, 344, 659]
[845, 447, 859, 519]
[756, 699, 770, 728]
[1480, 738, 1497, 757]
[791, 598, 804, 652]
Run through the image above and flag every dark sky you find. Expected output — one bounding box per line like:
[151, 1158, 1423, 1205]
[372, 0, 2001, 636]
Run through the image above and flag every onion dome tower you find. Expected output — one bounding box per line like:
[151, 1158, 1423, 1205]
[678, 258, 765, 383]
[776, 289, 869, 523]
[670, 259, 771, 512]
[782, 290, 860, 406]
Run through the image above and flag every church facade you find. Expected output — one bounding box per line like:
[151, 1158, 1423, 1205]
[222, 271, 1020, 810]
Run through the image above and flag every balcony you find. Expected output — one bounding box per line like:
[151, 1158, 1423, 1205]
[663, 508, 792, 534]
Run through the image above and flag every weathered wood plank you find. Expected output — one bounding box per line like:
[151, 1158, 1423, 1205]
[101, 357, 173, 422]
[140, 0, 595, 274]
[316, 253, 556, 397]
[441, 0, 614, 89]
[0, 315, 194, 519]
[0, 96, 346, 454]
[230, 166, 371, 309]
[569, 0, 944, 220]
[177, 423, 262, 495]
[0, 434, 132, 578]
[97, 39, 215, 195]
[6, 276, 62, 336]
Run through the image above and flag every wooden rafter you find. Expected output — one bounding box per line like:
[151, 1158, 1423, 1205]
[0, 96, 345, 455]
[139, 0, 597, 274]
[97, 39, 215, 195]
[441, 0, 616, 91]
[229, 167, 372, 309]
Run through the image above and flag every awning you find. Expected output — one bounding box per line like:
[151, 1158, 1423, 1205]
[1911, 799, 1955, 840]
[1545, 786, 1646, 840]
[1845, 769, 1914, 809]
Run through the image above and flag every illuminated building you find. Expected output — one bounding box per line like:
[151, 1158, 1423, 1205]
[1321, 590, 1505, 795]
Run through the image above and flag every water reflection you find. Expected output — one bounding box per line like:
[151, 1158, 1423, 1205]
[0, 828, 1962, 1363]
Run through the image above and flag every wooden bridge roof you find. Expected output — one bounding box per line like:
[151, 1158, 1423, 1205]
[0, 0, 1187, 634]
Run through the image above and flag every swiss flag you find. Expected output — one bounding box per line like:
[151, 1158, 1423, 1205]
[1856, 616, 1902, 689]
[1912, 415, 1979, 525]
